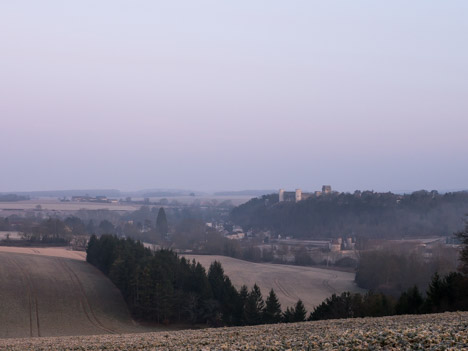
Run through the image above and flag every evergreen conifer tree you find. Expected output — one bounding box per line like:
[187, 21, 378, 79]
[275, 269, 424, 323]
[264, 289, 282, 323]
[208, 261, 225, 301]
[243, 284, 265, 325]
[238, 285, 249, 324]
[425, 272, 442, 312]
[293, 299, 307, 322]
[156, 207, 169, 238]
[193, 262, 212, 299]
[239, 285, 249, 304]
[282, 306, 294, 323]
[86, 234, 99, 264]
[395, 286, 423, 315]
[456, 217, 468, 275]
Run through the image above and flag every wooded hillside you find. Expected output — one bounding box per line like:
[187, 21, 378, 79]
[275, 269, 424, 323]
[231, 190, 468, 239]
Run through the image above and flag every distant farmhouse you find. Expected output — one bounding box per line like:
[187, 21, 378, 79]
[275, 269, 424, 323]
[279, 185, 334, 202]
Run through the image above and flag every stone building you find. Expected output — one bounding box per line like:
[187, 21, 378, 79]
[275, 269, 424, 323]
[278, 185, 333, 202]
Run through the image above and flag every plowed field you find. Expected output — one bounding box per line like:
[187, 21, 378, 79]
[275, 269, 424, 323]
[0, 251, 154, 338]
[1, 312, 466, 350]
[184, 255, 364, 311]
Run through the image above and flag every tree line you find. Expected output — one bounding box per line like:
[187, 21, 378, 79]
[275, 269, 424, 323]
[231, 190, 468, 239]
[0, 194, 29, 202]
[0, 207, 170, 246]
[311, 219, 468, 320]
[87, 234, 468, 326]
[87, 216, 468, 326]
[310, 272, 468, 320]
[0, 215, 124, 245]
[86, 235, 308, 326]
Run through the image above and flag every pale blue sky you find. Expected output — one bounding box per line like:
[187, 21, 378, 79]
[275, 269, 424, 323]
[1, 1, 467, 192]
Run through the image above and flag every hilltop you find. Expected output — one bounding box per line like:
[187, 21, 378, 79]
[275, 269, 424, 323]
[231, 190, 468, 239]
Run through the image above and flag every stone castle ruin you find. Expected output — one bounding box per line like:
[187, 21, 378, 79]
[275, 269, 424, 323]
[279, 185, 333, 202]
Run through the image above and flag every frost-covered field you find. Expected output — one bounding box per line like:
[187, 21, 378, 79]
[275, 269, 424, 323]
[1, 312, 467, 350]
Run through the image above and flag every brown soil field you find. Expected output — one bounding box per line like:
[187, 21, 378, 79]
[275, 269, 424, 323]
[1, 312, 466, 350]
[0, 246, 87, 261]
[183, 255, 364, 312]
[0, 251, 157, 338]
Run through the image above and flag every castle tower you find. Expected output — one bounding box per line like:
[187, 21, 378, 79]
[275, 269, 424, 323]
[279, 189, 285, 202]
[295, 189, 302, 202]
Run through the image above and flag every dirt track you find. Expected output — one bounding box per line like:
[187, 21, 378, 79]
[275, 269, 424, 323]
[183, 255, 364, 312]
[0, 251, 156, 338]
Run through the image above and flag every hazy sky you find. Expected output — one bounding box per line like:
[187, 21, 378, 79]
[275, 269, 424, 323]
[1, 1, 467, 193]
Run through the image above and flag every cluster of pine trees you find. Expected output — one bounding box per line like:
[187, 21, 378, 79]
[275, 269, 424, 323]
[310, 272, 468, 320]
[87, 220, 468, 326]
[86, 235, 307, 326]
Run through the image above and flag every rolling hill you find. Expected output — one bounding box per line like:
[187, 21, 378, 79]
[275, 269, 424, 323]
[183, 255, 364, 312]
[0, 249, 153, 338]
[0, 247, 363, 338]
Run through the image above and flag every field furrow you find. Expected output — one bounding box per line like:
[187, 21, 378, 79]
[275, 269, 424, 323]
[183, 255, 363, 311]
[0, 251, 158, 338]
